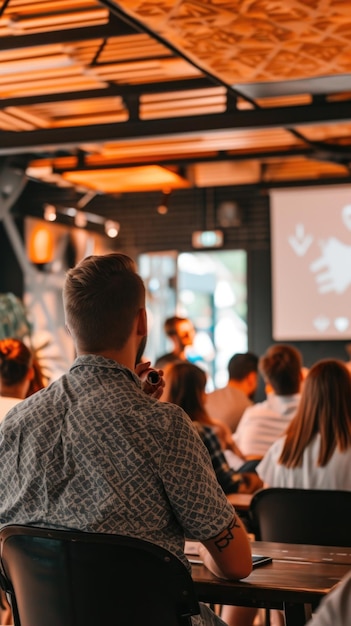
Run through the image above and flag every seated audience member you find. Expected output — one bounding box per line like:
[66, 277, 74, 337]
[26, 355, 46, 396]
[306, 569, 351, 626]
[155, 315, 195, 368]
[233, 344, 303, 460]
[0, 253, 253, 626]
[163, 360, 262, 495]
[257, 359, 351, 489]
[0, 337, 34, 420]
[205, 352, 258, 433]
[0, 337, 35, 625]
[224, 358, 351, 626]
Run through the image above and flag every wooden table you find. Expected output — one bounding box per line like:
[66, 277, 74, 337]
[251, 540, 351, 566]
[190, 541, 351, 626]
[226, 492, 253, 511]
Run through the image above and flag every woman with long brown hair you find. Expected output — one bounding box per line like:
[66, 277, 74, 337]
[257, 358, 351, 489]
[163, 360, 262, 495]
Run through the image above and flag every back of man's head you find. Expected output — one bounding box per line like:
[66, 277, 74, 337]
[228, 352, 259, 381]
[63, 253, 145, 353]
[259, 344, 302, 395]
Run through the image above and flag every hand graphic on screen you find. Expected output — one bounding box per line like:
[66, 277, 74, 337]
[310, 237, 351, 294]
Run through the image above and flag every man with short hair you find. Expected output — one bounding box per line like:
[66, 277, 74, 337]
[0, 253, 252, 626]
[155, 315, 196, 368]
[205, 352, 258, 433]
[233, 344, 303, 459]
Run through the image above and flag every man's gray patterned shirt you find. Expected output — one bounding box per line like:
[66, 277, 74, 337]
[0, 355, 234, 571]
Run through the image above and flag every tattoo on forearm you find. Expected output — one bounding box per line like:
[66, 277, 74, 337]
[214, 516, 240, 552]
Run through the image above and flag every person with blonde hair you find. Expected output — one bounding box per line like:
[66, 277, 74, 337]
[257, 358, 351, 489]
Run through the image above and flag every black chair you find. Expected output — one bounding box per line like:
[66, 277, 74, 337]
[248, 488, 351, 626]
[249, 487, 351, 546]
[0, 525, 200, 626]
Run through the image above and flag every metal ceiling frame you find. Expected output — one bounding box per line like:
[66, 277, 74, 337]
[1, 99, 351, 156]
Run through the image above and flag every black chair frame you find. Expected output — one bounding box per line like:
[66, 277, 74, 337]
[249, 487, 351, 546]
[0, 524, 200, 626]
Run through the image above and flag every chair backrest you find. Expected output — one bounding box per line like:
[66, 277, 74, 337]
[0, 525, 200, 626]
[249, 488, 351, 546]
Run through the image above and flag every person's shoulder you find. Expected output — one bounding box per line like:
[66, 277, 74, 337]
[206, 385, 233, 400]
[256, 436, 286, 479]
[5, 381, 57, 418]
[241, 399, 268, 418]
[263, 435, 285, 459]
[205, 387, 221, 400]
[152, 399, 196, 432]
[154, 352, 178, 369]
[0, 397, 21, 422]
[207, 385, 249, 404]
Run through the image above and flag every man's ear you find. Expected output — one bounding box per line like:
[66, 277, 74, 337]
[136, 307, 147, 336]
[248, 371, 258, 390]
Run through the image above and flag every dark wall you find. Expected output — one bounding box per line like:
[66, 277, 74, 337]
[12, 180, 350, 369]
[0, 221, 24, 297]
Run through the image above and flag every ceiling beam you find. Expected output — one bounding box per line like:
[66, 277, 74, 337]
[51, 147, 325, 172]
[1, 100, 351, 156]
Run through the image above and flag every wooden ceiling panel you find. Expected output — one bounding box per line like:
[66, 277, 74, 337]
[1, 0, 351, 192]
[114, 0, 351, 84]
[0, 0, 108, 35]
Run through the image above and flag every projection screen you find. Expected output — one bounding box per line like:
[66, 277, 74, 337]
[270, 186, 351, 340]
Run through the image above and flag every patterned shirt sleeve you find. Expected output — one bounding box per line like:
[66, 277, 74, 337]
[156, 409, 235, 541]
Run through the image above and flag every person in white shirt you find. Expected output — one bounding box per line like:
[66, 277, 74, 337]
[305, 569, 351, 626]
[257, 358, 351, 490]
[224, 357, 351, 626]
[205, 352, 258, 433]
[232, 344, 303, 460]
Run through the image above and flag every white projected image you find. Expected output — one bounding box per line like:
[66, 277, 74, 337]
[270, 186, 351, 340]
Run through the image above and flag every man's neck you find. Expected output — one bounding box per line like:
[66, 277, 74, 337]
[77, 348, 135, 371]
[228, 378, 249, 396]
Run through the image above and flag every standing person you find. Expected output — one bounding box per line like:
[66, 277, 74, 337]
[257, 358, 351, 489]
[233, 344, 303, 460]
[205, 352, 259, 433]
[0, 253, 253, 626]
[0, 337, 34, 420]
[162, 360, 262, 495]
[155, 315, 196, 368]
